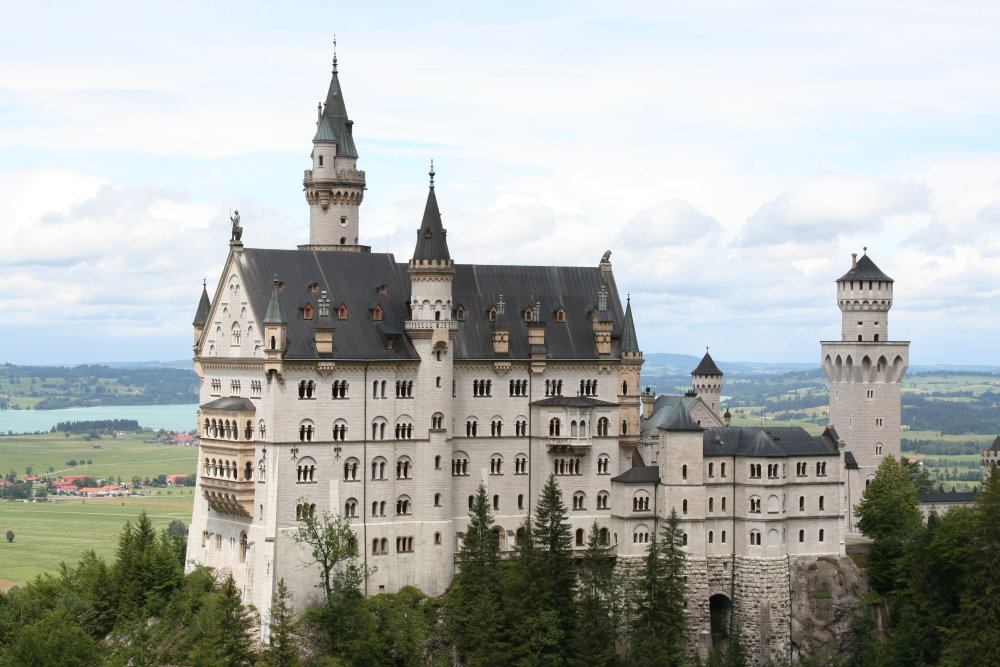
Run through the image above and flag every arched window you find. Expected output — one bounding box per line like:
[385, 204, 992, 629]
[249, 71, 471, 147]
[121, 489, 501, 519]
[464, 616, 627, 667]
[597, 491, 610, 509]
[682, 499, 688, 514]
[396, 495, 411, 515]
[819, 495, 825, 511]
[371, 457, 387, 480]
[632, 490, 650, 512]
[396, 456, 412, 479]
[721, 462, 727, 478]
[549, 418, 561, 437]
[573, 491, 586, 510]
[708, 530, 714, 544]
[682, 464, 688, 480]
[515, 454, 528, 474]
[708, 497, 714, 512]
[597, 454, 610, 475]
[432, 412, 444, 429]
[434, 493, 441, 507]
[798, 529, 805, 543]
[295, 457, 317, 483]
[819, 529, 825, 542]
[298, 420, 315, 442]
[749, 496, 761, 513]
[371, 417, 387, 440]
[490, 454, 504, 475]
[333, 419, 348, 441]
[575, 528, 585, 546]
[452, 452, 469, 476]
[344, 458, 359, 481]
[240, 532, 248, 563]
[708, 462, 714, 477]
[465, 419, 479, 437]
[633, 524, 650, 544]
[799, 496, 805, 511]
[345, 498, 357, 517]
[750, 530, 761, 546]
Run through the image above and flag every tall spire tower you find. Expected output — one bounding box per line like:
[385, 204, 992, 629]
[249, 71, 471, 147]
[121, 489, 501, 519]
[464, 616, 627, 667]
[301, 47, 368, 251]
[821, 250, 909, 533]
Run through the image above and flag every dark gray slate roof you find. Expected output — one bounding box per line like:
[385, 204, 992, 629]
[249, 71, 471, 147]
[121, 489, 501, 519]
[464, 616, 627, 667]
[691, 351, 722, 376]
[917, 492, 977, 503]
[701, 426, 839, 458]
[989, 436, 1000, 452]
[314, 63, 357, 157]
[844, 451, 859, 469]
[612, 465, 660, 484]
[652, 401, 704, 431]
[412, 186, 451, 262]
[238, 248, 627, 361]
[193, 284, 211, 326]
[642, 395, 702, 432]
[621, 299, 639, 354]
[200, 397, 256, 411]
[837, 253, 893, 283]
[531, 395, 618, 408]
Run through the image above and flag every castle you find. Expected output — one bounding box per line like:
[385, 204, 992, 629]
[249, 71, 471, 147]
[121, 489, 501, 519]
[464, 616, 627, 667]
[185, 55, 910, 663]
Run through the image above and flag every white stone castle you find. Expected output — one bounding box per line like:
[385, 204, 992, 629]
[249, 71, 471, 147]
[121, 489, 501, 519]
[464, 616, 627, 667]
[185, 55, 910, 662]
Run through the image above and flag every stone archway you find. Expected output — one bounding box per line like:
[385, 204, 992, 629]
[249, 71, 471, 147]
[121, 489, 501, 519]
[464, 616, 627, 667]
[709, 593, 733, 650]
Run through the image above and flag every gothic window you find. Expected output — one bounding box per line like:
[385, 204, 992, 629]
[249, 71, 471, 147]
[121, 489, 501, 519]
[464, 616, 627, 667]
[749, 496, 761, 513]
[332, 419, 348, 441]
[465, 419, 479, 437]
[515, 454, 528, 475]
[371, 457, 387, 480]
[597, 454, 610, 475]
[372, 304, 383, 321]
[490, 454, 503, 475]
[573, 491, 586, 510]
[344, 458, 359, 481]
[549, 418, 561, 437]
[295, 457, 317, 483]
[597, 491, 609, 509]
[452, 452, 469, 476]
[396, 457, 412, 479]
[298, 420, 315, 442]
[302, 303, 314, 320]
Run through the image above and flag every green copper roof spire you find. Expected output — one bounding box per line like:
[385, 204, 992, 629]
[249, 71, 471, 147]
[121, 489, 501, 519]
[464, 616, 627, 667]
[313, 44, 358, 156]
[263, 276, 287, 325]
[621, 294, 640, 354]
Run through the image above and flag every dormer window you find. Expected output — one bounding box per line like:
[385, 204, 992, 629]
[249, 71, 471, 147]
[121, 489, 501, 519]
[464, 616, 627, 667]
[302, 303, 314, 320]
[376, 284, 388, 295]
[523, 308, 533, 322]
[456, 306, 465, 321]
[554, 307, 566, 323]
[308, 282, 321, 293]
[338, 303, 349, 320]
[487, 306, 497, 322]
[424, 228, 432, 239]
[277, 281, 286, 291]
[372, 304, 383, 321]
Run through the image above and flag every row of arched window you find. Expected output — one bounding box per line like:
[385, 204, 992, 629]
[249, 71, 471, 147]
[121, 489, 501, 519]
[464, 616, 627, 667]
[203, 418, 254, 441]
[629, 528, 828, 548]
[203, 458, 253, 481]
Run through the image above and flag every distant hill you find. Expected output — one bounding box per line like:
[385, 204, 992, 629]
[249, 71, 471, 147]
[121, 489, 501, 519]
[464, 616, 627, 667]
[0, 364, 197, 410]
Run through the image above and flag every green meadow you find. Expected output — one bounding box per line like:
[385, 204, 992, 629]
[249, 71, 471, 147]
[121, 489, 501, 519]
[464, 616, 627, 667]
[0, 432, 198, 481]
[0, 495, 195, 590]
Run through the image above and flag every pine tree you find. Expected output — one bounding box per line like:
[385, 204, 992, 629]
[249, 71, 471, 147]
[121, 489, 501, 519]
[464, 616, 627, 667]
[630, 510, 687, 667]
[568, 522, 617, 667]
[260, 579, 301, 667]
[188, 574, 257, 666]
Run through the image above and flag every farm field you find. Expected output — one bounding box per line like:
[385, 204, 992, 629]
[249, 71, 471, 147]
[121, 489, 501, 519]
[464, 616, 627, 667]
[0, 494, 195, 590]
[0, 432, 198, 481]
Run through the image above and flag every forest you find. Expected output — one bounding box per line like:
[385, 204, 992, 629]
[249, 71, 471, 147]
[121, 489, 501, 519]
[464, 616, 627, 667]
[0, 478, 740, 667]
[0, 364, 197, 410]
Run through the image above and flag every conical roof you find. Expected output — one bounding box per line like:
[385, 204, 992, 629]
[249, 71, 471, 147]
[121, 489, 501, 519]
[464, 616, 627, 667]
[192, 283, 211, 326]
[263, 279, 287, 325]
[412, 184, 451, 262]
[313, 59, 358, 157]
[692, 351, 722, 376]
[621, 298, 639, 354]
[837, 252, 893, 282]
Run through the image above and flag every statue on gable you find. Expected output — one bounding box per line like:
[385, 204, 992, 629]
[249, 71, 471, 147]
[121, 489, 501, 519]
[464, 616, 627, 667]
[230, 209, 243, 242]
[601, 249, 612, 263]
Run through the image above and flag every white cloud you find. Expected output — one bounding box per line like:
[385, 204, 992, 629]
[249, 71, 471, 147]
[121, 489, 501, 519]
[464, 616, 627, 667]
[620, 200, 722, 247]
[738, 173, 931, 246]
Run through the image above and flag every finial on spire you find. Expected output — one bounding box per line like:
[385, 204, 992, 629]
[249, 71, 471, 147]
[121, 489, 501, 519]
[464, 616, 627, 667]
[332, 35, 338, 73]
[272, 273, 278, 284]
[202, 278, 207, 287]
[627, 292, 631, 304]
[429, 159, 435, 188]
[863, 246, 868, 255]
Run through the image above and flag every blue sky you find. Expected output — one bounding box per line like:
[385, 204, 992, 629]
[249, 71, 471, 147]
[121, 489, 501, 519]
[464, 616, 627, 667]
[2, 1, 999, 365]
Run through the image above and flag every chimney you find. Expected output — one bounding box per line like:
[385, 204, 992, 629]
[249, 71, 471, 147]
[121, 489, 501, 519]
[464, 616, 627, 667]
[851, 253, 858, 269]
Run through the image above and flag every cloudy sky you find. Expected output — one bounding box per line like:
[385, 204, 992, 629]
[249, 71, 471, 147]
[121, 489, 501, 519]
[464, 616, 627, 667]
[2, 1, 999, 366]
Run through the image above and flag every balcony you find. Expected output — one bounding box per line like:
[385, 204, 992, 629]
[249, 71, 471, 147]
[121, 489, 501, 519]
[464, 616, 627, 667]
[546, 437, 592, 454]
[404, 320, 458, 331]
[201, 476, 254, 517]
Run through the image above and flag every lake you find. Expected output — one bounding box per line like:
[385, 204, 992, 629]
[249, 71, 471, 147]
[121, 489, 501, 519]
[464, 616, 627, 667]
[0, 404, 199, 435]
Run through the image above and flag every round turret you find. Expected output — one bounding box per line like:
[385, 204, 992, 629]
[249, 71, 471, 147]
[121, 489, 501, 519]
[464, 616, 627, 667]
[836, 250, 893, 342]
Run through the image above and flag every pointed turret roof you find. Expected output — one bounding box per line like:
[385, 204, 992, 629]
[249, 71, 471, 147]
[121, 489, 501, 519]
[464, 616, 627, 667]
[263, 278, 287, 325]
[192, 283, 211, 326]
[411, 168, 451, 262]
[621, 297, 639, 354]
[313, 57, 358, 157]
[692, 350, 722, 376]
[837, 251, 893, 283]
